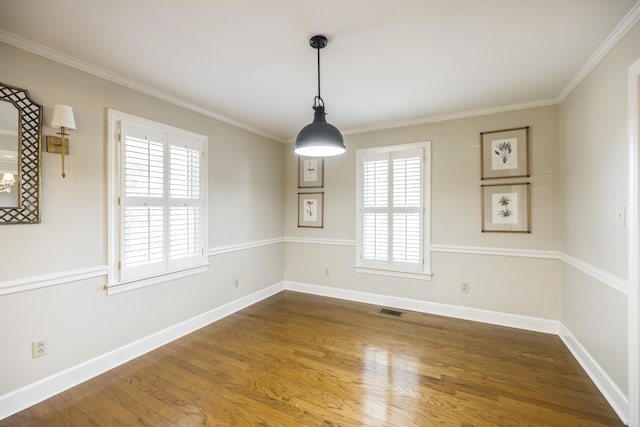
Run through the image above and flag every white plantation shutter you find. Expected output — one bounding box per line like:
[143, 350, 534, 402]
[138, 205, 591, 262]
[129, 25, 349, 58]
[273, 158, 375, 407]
[168, 136, 202, 270]
[363, 213, 388, 262]
[391, 151, 422, 267]
[362, 155, 389, 268]
[120, 123, 166, 279]
[357, 143, 430, 276]
[117, 119, 206, 283]
[124, 207, 163, 267]
[170, 207, 199, 260]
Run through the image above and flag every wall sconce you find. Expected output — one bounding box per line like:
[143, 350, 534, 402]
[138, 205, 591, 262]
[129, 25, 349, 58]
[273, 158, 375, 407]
[46, 104, 76, 178]
[0, 172, 16, 193]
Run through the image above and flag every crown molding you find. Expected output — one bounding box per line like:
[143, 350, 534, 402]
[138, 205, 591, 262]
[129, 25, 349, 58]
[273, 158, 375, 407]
[557, 0, 640, 102]
[4, 0, 640, 143]
[0, 30, 282, 142]
[339, 98, 560, 138]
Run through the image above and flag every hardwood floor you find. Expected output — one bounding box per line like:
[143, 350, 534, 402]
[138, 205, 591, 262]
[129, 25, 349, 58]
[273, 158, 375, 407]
[2, 291, 624, 426]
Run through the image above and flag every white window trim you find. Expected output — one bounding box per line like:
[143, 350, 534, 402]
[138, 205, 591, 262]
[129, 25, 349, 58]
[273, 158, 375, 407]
[354, 266, 432, 280]
[106, 109, 209, 295]
[355, 141, 432, 279]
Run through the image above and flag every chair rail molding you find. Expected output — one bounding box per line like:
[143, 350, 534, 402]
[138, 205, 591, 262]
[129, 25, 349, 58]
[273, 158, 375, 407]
[0, 266, 108, 296]
[560, 252, 628, 295]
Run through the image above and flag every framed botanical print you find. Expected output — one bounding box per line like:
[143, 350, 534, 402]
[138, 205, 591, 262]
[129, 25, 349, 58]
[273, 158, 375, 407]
[298, 192, 324, 228]
[298, 156, 324, 188]
[481, 126, 529, 179]
[481, 183, 530, 233]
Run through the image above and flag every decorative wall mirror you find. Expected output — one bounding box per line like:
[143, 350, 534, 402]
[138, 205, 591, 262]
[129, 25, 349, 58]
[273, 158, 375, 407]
[0, 83, 42, 224]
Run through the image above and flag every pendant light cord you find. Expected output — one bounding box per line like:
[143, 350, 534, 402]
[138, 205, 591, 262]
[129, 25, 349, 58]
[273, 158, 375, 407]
[314, 44, 324, 109]
[317, 45, 321, 101]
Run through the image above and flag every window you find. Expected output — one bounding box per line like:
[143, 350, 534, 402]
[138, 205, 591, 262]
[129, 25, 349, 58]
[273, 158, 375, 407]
[356, 142, 431, 279]
[107, 110, 208, 294]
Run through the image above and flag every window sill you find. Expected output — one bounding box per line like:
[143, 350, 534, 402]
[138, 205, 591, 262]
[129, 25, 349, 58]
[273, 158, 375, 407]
[105, 264, 209, 296]
[354, 267, 433, 281]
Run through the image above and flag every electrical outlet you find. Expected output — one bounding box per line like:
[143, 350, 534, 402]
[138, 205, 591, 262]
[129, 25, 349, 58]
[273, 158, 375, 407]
[324, 268, 329, 277]
[234, 278, 239, 288]
[32, 340, 47, 358]
[460, 281, 470, 294]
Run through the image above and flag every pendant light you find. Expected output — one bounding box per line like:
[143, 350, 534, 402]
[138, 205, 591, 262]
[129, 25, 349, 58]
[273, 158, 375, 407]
[294, 35, 346, 157]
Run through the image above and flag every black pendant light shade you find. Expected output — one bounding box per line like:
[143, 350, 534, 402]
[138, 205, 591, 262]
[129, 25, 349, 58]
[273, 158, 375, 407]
[294, 35, 345, 157]
[295, 104, 345, 157]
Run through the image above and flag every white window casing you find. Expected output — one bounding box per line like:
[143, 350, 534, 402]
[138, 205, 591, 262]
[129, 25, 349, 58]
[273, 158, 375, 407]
[107, 110, 208, 294]
[356, 142, 431, 279]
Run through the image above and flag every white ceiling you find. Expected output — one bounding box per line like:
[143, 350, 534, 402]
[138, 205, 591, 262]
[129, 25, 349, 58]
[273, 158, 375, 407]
[1, 0, 639, 141]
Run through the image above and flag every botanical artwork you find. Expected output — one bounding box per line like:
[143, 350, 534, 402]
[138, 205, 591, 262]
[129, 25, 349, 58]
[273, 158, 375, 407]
[491, 137, 518, 170]
[303, 197, 318, 221]
[481, 127, 528, 179]
[298, 157, 323, 188]
[298, 192, 323, 227]
[492, 192, 518, 224]
[481, 183, 530, 233]
[303, 159, 318, 182]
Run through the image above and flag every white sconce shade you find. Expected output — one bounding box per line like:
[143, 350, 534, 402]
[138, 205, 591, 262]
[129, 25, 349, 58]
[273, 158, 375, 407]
[1, 172, 16, 185]
[50, 104, 76, 130]
[47, 104, 76, 178]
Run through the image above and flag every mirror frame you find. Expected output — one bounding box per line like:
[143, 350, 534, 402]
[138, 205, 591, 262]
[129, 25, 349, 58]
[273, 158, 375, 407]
[0, 82, 42, 224]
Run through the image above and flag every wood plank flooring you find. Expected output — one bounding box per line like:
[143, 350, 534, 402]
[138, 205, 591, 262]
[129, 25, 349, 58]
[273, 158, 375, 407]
[1, 291, 624, 426]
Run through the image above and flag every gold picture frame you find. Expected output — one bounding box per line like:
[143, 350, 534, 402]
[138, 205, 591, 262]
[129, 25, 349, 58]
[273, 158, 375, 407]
[481, 126, 529, 180]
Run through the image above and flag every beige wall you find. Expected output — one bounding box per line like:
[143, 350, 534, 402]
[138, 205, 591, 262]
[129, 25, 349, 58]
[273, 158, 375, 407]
[559, 21, 640, 394]
[284, 105, 562, 320]
[0, 42, 284, 395]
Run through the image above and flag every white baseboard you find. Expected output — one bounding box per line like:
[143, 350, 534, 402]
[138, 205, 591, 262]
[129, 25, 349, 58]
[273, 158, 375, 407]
[284, 281, 559, 334]
[559, 324, 629, 425]
[0, 282, 285, 421]
[1, 281, 627, 426]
